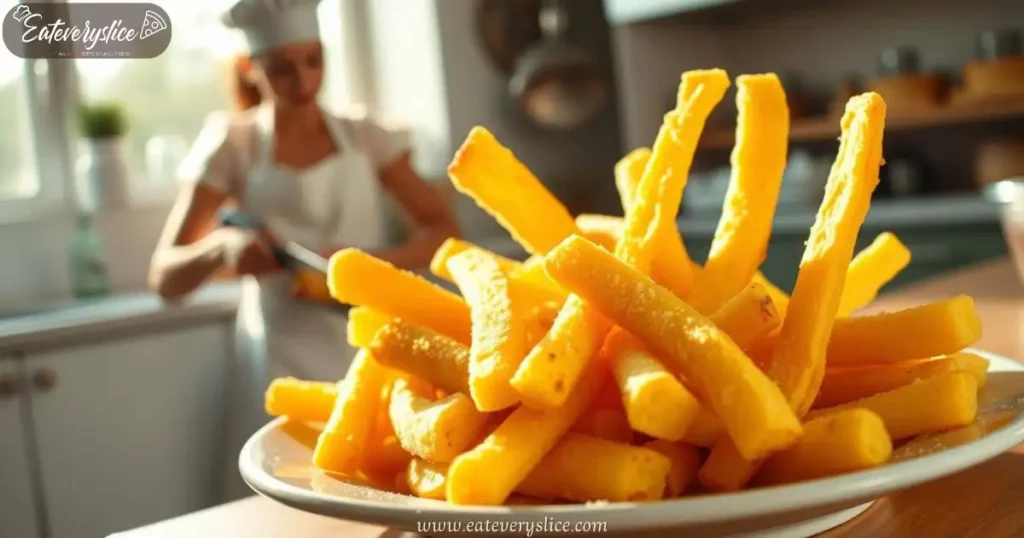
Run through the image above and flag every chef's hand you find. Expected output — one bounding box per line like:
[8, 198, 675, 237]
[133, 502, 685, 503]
[213, 227, 282, 276]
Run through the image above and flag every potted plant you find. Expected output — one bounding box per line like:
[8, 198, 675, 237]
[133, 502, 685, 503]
[76, 101, 131, 211]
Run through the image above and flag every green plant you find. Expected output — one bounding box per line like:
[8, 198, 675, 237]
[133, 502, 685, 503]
[76, 102, 128, 139]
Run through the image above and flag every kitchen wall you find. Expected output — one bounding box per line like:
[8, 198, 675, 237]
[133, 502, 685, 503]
[0, 0, 624, 306]
[614, 0, 1024, 150]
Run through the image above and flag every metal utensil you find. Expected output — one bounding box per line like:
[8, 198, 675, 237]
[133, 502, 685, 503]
[218, 209, 329, 274]
[508, 0, 608, 130]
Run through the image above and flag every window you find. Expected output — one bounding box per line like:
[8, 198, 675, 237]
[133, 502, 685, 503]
[0, 0, 369, 218]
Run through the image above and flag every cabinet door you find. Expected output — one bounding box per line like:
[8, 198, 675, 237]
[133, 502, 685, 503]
[26, 324, 230, 538]
[0, 358, 41, 538]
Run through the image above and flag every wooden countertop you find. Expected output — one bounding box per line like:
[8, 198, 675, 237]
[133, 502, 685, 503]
[112, 259, 1024, 538]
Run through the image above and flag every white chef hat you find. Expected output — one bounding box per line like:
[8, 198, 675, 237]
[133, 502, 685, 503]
[221, 0, 323, 55]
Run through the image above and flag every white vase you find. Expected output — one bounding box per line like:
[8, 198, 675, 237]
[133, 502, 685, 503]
[76, 137, 131, 212]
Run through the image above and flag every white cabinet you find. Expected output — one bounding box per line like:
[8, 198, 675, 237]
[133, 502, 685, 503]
[0, 321, 232, 538]
[0, 358, 41, 538]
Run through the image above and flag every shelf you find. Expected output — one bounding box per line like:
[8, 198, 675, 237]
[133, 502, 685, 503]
[698, 96, 1024, 151]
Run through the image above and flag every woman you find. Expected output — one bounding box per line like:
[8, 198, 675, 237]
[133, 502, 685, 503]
[147, 0, 459, 500]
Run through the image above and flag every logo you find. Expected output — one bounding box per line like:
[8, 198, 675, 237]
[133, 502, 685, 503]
[3, 2, 172, 59]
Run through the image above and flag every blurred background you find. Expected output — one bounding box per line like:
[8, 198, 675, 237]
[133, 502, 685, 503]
[0, 0, 1022, 537]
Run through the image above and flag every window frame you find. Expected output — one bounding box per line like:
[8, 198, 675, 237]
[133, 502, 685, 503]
[1, 0, 379, 223]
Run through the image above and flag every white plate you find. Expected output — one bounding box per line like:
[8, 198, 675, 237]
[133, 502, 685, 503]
[240, 350, 1024, 537]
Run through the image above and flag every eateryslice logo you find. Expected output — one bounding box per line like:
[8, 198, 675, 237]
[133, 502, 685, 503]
[10, 3, 167, 51]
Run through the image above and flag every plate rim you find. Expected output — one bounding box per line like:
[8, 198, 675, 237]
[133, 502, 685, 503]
[239, 349, 1024, 529]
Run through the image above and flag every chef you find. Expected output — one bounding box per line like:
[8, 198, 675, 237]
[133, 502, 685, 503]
[147, 0, 459, 500]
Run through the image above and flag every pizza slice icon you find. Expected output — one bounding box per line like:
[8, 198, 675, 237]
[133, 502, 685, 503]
[139, 10, 167, 40]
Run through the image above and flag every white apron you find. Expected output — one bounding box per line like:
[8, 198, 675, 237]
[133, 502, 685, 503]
[219, 103, 385, 501]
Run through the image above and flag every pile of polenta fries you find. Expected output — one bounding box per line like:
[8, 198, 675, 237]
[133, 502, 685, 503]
[264, 69, 987, 505]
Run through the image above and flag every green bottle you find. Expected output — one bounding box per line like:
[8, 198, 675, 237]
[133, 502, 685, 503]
[70, 214, 110, 299]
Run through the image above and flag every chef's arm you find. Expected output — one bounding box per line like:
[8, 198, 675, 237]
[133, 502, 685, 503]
[147, 183, 234, 299]
[372, 153, 461, 270]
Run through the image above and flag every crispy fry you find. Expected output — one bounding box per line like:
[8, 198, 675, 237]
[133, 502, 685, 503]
[265, 378, 337, 424]
[448, 250, 527, 411]
[575, 214, 622, 252]
[682, 407, 725, 447]
[615, 148, 651, 212]
[754, 409, 892, 486]
[429, 238, 522, 281]
[510, 295, 612, 408]
[524, 301, 561, 349]
[752, 272, 790, 320]
[710, 283, 781, 351]
[690, 74, 789, 314]
[643, 440, 702, 497]
[837, 232, 912, 316]
[807, 371, 979, 439]
[369, 321, 471, 397]
[407, 458, 450, 500]
[827, 295, 981, 366]
[388, 378, 489, 463]
[517, 433, 671, 502]
[606, 328, 701, 441]
[544, 235, 802, 461]
[364, 377, 414, 473]
[329, 249, 471, 344]
[445, 355, 608, 505]
[312, 350, 390, 475]
[572, 406, 634, 444]
[617, 69, 730, 271]
[815, 352, 990, 409]
[513, 256, 570, 304]
[346, 306, 393, 348]
[448, 127, 579, 255]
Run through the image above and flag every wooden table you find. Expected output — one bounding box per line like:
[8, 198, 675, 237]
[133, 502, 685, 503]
[112, 260, 1024, 538]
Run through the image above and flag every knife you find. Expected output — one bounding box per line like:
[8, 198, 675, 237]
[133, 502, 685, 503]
[217, 209, 329, 274]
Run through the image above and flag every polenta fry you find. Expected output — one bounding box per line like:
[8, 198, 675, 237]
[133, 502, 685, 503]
[429, 238, 522, 281]
[572, 406, 634, 444]
[265, 377, 337, 424]
[369, 321, 471, 397]
[690, 74, 789, 314]
[643, 440, 702, 497]
[329, 249, 471, 344]
[447, 250, 527, 411]
[837, 232, 912, 316]
[389, 378, 489, 463]
[346, 306, 393, 348]
[448, 127, 579, 256]
[827, 295, 982, 365]
[575, 213, 624, 252]
[615, 148, 651, 212]
[406, 458, 450, 500]
[544, 235, 802, 461]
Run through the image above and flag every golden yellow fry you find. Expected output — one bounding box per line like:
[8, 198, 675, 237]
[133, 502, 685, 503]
[429, 238, 522, 281]
[329, 249, 471, 344]
[572, 406, 634, 444]
[615, 148, 651, 212]
[754, 409, 892, 486]
[837, 232, 912, 316]
[544, 235, 802, 461]
[364, 377, 414, 473]
[448, 127, 579, 255]
[510, 295, 612, 408]
[681, 407, 724, 447]
[312, 350, 390, 475]
[369, 321, 471, 397]
[651, 225, 697, 301]
[524, 301, 561, 350]
[606, 328, 701, 441]
[617, 69, 730, 271]
[690, 74, 789, 314]
[752, 271, 790, 320]
[643, 440, 702, 497]
[265, 377, 337, 424]
[517, 433, 671, 502]
[827, 295, 982, 366]
[389, 379, 489, 463]
[346, 306, 393, 348]
[406, 458, 450, 500]
[445, 355, 608, 505]
[699, 93, 887, 491]
[807, 371, 979, 440]
[575, 213, 624, 252]
[513, 256, 570, 304]
[447, 250, 527, 411]
[815, 352, 990, 409]
[710, 283, 781, 351]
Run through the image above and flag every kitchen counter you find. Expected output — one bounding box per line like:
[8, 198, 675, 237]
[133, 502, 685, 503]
[112, 259, 1024, 538]
[0, 282, 240, 352]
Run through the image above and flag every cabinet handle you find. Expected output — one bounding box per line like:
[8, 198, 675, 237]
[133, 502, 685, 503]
[32, 368, 57, 392]
[0, 373, 21, 399]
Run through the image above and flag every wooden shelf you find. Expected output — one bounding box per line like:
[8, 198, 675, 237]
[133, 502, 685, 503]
[698, 96, 1024, 151]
